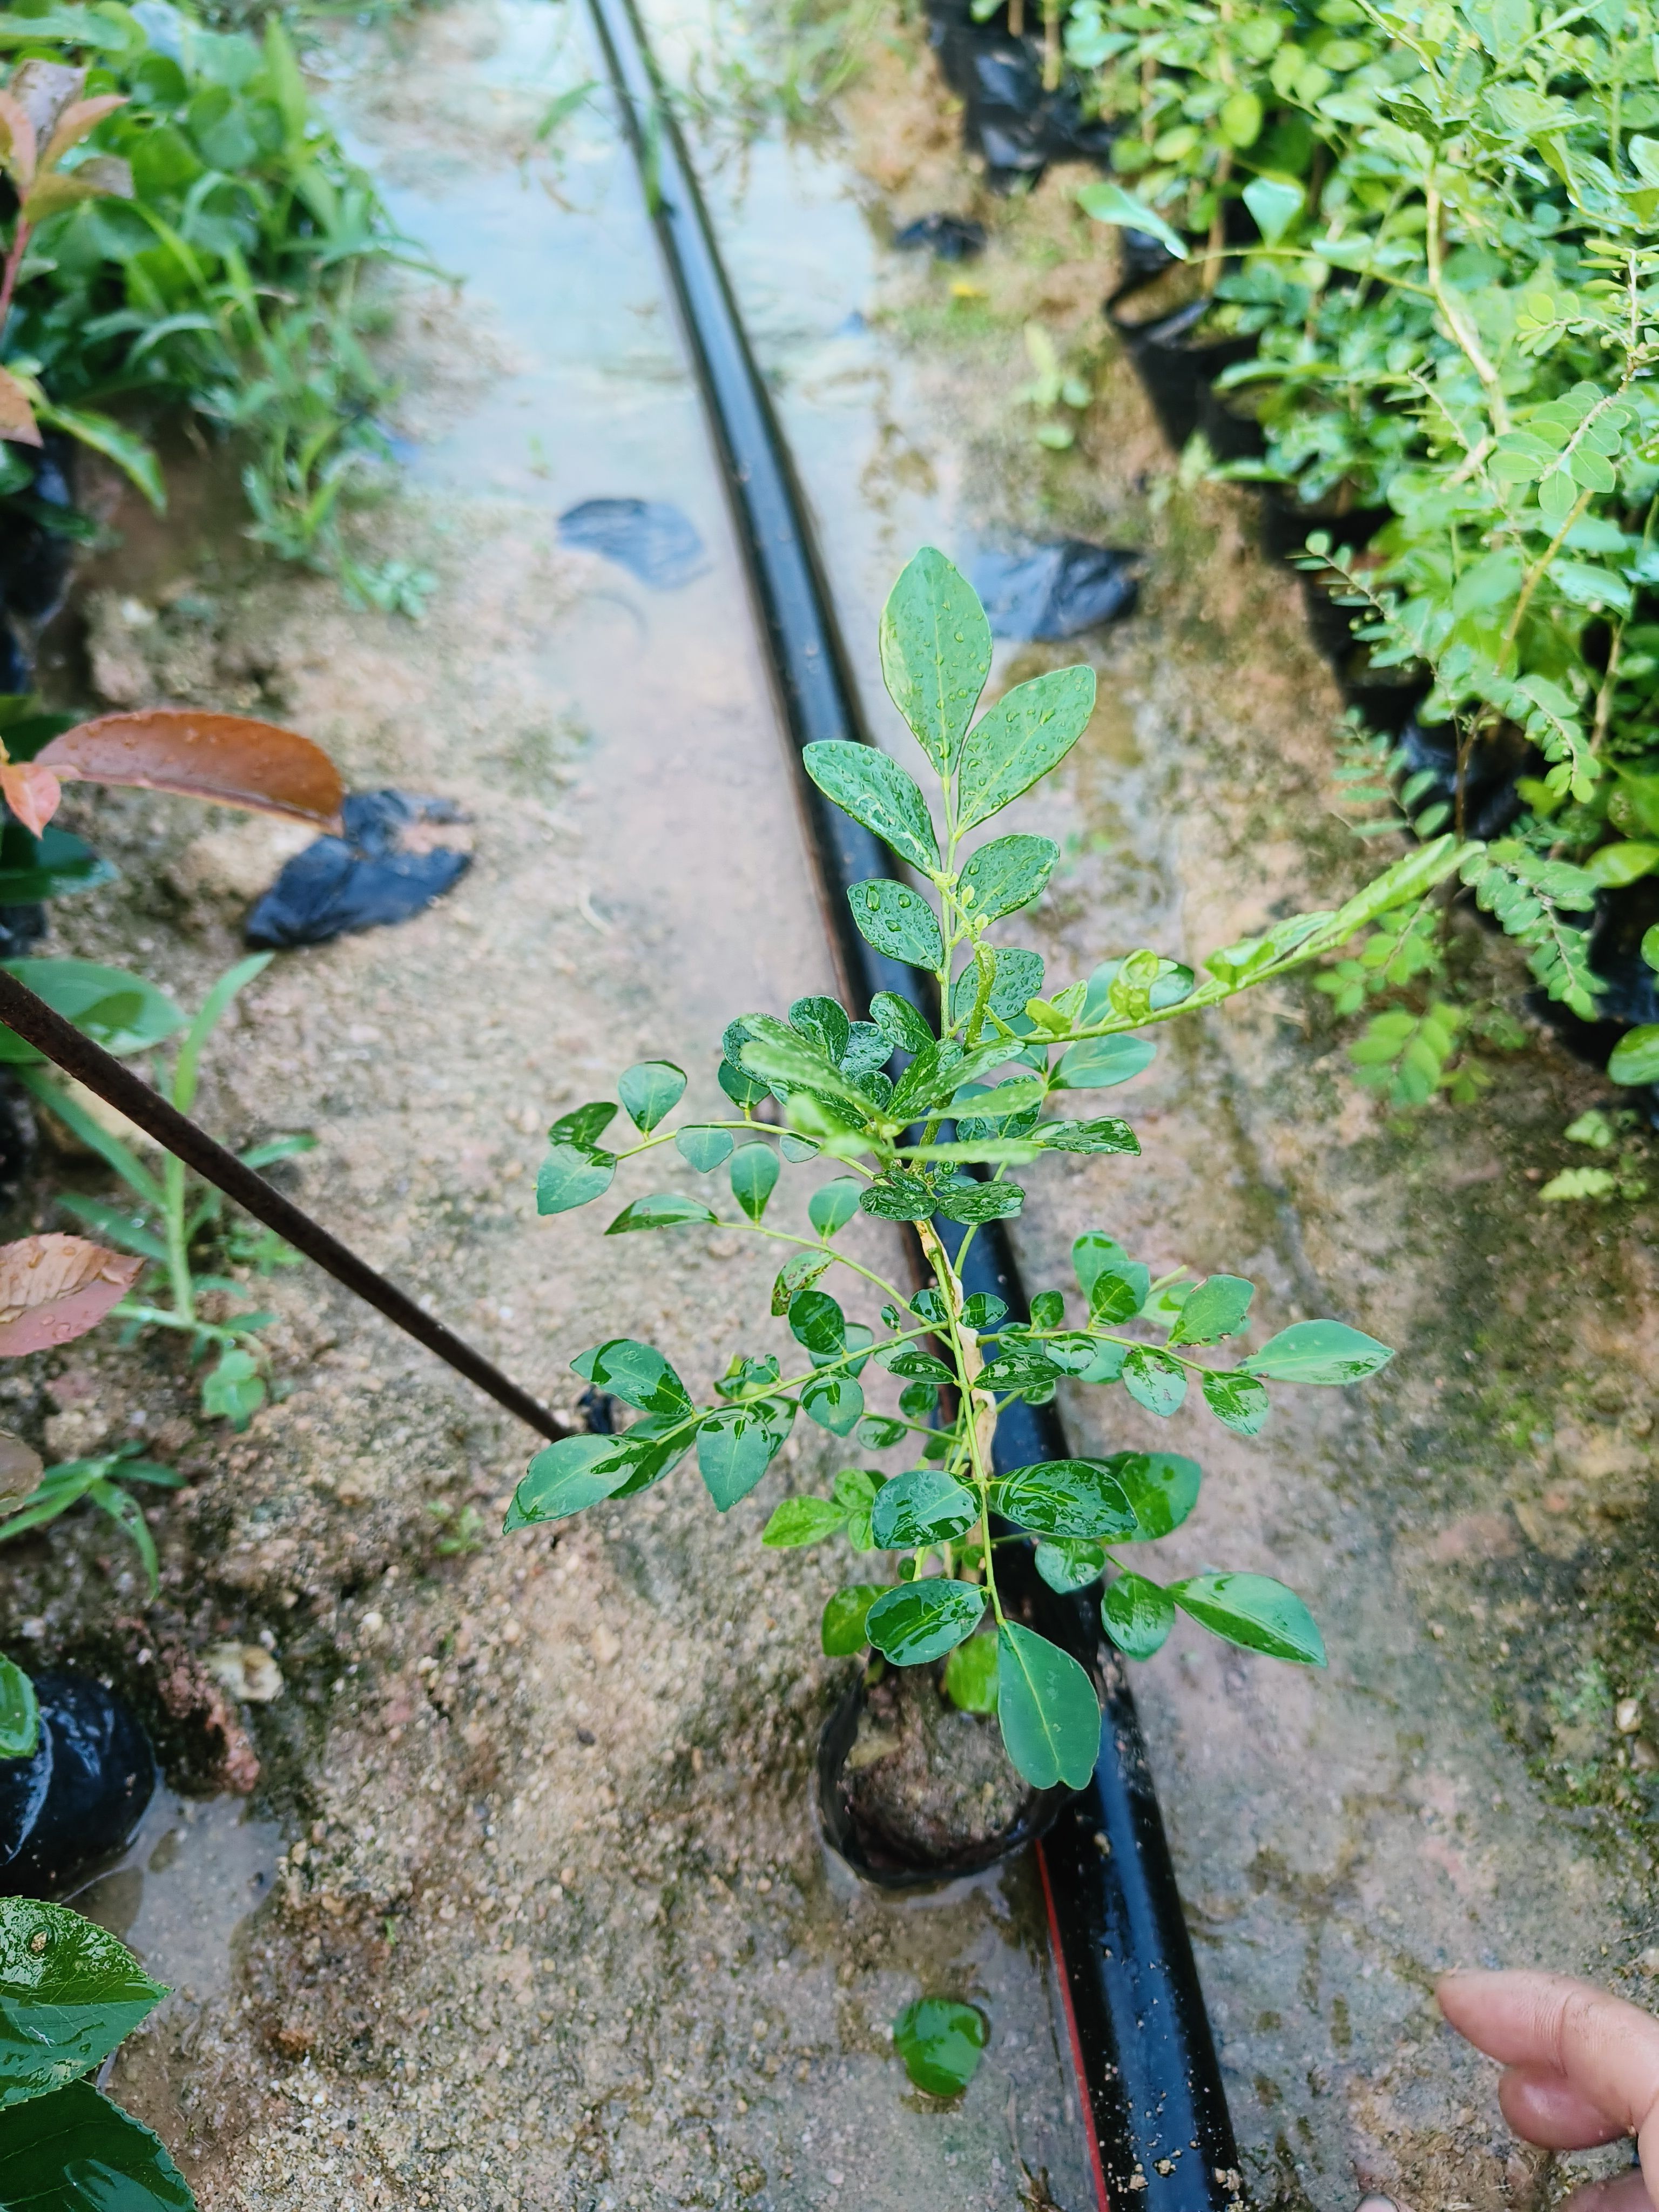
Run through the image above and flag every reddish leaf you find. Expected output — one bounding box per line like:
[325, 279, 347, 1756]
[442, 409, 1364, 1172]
[0, 761, 61, 835]
[37, 709, 345, 828]
[38, 91, 127, 175]
[0, 90, 39, 190]
[9, 61, 83, 152]
[22, 157, 132, 221]
[0, 1235, 143, 1355]
[0, 366, 42, 450]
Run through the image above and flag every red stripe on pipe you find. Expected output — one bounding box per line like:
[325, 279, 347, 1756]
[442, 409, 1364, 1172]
[1038, 1834, 1113, 2212]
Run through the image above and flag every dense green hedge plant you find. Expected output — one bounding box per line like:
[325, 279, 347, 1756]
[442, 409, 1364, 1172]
[1, 2, 422, 606]
[515, 550, 1459, 1792]
[1071, 0, 1659, 1103]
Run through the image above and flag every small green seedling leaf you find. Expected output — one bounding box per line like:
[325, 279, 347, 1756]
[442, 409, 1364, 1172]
[1076, 177, 1190, 260]
[1201, 1370, 1270, 1434]
[955, 667, 1096, 833]
[762, 1496, 846, 1548]
[801, 1372, 865, 1434]
[696, 1404, 788, 1510]
[676, 1126, 733, 1172]
[893, 1997, 988, 2096]
[879, 545, 992, 774]
[1171, 1572, 1326, 1664]
[1242, 1320, 1393, 1384]
[801, 741, 940, 871]
[1055, 1036, 1156, 1089]
[537, 1143, 616, 1216]
[201, 1349, 263, 1428]
[1101, 1449, 1200, 1538]
[605, 1193, 719, 1234]
[1034, 1537, 1108, 1593]
[617, 1060, 686, 1133]
[1122, 1346, 1186, 1417]
[848, 879, 946, 968]
[1168, 1274, 1253, 1346]
[942, 1631, 1000, 1714]
[1102, 1572, 1175, 1658]
[995, 1622, 1100, 1789]
[729, 1144, 780, 1223]
[808, 1179, 862, 1236]
[0, 1663, 36, 1761]
[957, 834, 1059, 922]
[866, 1579, 986, 1664]
[822, 1584, 890, 1655]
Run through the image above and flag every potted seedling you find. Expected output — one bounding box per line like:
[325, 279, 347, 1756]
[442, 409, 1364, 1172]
[516, 549, 1458, 1871]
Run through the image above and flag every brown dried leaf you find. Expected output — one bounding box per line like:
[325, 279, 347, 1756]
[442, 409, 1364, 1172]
[38, 92, 126, 176]
[38, 708, 345, 828]
[0, 365, 41, 450]
[0, 1235, 143, 1357]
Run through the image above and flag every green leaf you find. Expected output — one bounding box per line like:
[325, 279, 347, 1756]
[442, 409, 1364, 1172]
[848, 879, 946, 968]
[0, 1900, 167, 2106]
[1242, 173, 1303, 242]
[995, 1623, 1100, 1789]
[0, 961, 185, 1064]
[957, 835, 1059, 922]
[808, 1178, 862, 1236]
[718, 1057, 770, 1108]
[942, 1631, 1000, 1714]
[33, 403, 166, 511]
[1168, 1274, 1253, 1346]
[537, 1143, 616, 1216]
[1034, 1538, 1108, 1593]
[790, 1289, 847, 1357]
[869, 993, 933, 1051]
[878, 547, 993, 775]
[1242, 1319, 1393, 1384]
[761, 1496, 846, 1548]
[976, 1343, 1062, 1391]
[201, 1350, 262, 1429]
[1201, 1369, 1270, 1434]
[1030, 1117, 1139, 1156]
[1102, 1572, 1175, 1659]
[0, 2078, 194, 2208]
[893, 1997, 988, 2096]
[857, 1414, 908, 1448]
[772, 1253, 831, 1315]
[860, 1172, 939, 1222]
[1088, 1263, 1150, 1323]
[1585, 843, 1659, 888]
[605, 1192, 719, 1234]
[822, 1584, 890, 1655]
[570, 1340, 692, 1419]
[695, 1404, 787, 1510]
[1171, 1572, 1326, 1665]
[0, 825, 114, 906]
[505, 1433, 643, 1526]
[0, 1663, 35, 1761]
[1123, 1347, 1186, 1417]
[866, 1579, 986, 1663]
[1076, 177, 1189, 260]
[870, 1468, 980, 1548]
[990, 1459, 1137, 1540]
[876, 1346, 955, 1384]
[675, 1126, 733, 1172]
[549, 1102, 618, 1148]
[1055, 1035, 1156, 1089]
[729, 1143, 780, 1223]
[933, 1177, 1024, 1224]
[801, 741, 940, 871]
[1071, 1232, 1129, 1297]
[616, 1061, 686, 1132]
[801, 1373, 865, 1435]
[1101, 1449, 1200, 1537]
[955, 668, 1096, 833]
[1609, 1024, 1659, 1085]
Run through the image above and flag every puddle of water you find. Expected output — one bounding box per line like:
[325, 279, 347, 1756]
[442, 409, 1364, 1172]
[70, 1790, 282, 2004]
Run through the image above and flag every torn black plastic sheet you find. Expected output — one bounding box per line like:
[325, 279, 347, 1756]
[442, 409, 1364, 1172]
[556, 496, 711, 588]
[581, 0, 1243, 2197]
[892, 211, 987, 260]
[926, 0, 1117, 187]
[245, 790, 472, 950]
[969, 538, 1139, 641]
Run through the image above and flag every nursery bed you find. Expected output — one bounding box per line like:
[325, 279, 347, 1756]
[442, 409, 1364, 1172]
[2, 1, 1656, 2208]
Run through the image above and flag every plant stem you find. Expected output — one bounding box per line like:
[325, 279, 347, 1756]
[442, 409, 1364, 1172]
[1424, 181, 1510, 437]
[0, 219, 31, 338]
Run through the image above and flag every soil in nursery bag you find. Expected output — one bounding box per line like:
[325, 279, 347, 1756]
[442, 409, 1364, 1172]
[820, 1663, 1063, 1881]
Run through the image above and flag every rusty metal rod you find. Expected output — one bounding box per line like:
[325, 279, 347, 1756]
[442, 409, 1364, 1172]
[0, 967, 567, 1443]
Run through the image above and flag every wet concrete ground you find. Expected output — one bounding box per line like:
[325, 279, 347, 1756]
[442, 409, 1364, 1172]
[3, 0, 1657, 2207]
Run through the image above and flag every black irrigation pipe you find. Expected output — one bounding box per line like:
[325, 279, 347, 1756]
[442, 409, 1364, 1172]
[583, 0, 1242, 2201]
[0, 969, 568, 1446]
